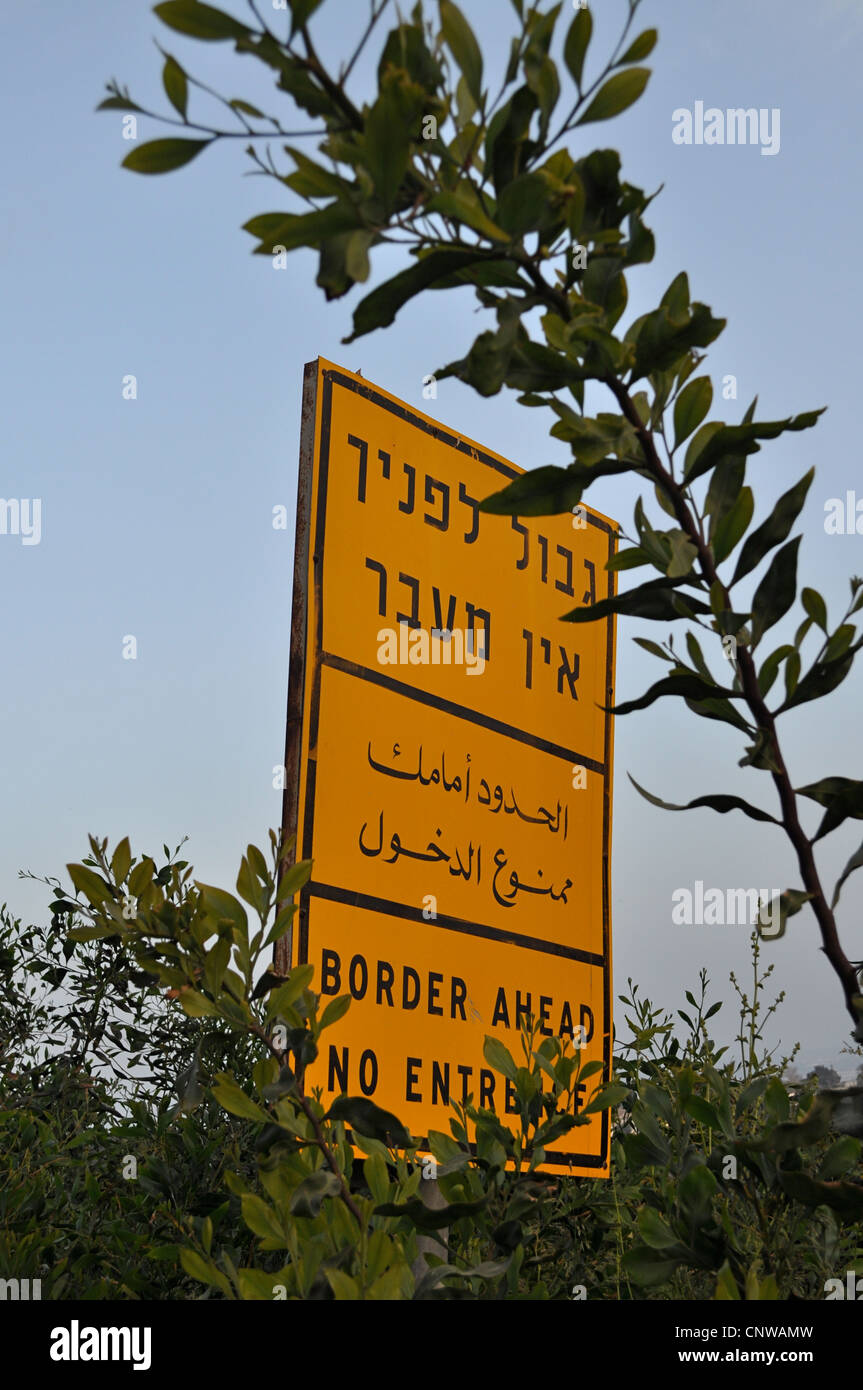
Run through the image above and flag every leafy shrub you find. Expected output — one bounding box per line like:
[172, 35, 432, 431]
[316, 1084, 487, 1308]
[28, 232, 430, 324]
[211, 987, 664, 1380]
[2, 834, 860, 1300]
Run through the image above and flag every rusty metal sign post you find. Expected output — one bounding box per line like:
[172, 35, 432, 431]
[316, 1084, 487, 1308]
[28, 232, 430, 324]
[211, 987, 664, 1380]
[279, 358, 617, 1175]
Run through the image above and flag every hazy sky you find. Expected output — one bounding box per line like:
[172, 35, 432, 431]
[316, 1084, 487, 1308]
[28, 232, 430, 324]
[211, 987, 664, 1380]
[2, 0, 862, 1073]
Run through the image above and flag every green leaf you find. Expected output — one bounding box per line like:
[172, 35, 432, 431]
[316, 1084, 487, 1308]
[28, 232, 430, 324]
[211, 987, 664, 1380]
[684, 421, 725, 481]
[778, 1171, 863, 1219]
[212, 1074, 269, 1123]
[440, 0, 483, 104]
[817, 1135, 862, 1180]
[323, 1269, 361, 1300]
[637, 1206, 678, 1250]
[685, 412, 824, 486]
[67, 863, 113, 906]
[685, 630, 712, 679]
[311, 223, 369, 293]
[267, 962, 315, 1017]
[562, 576, 711, 623]
[162, 55, 188, 118]
[549, 406, 639, 463]
[687, 694, 753, 734]
[608, 546, 651, 572]
[610, 673, 738, 717]
[245, 203, 362, 255]
[577, 1059, 606, 1081]
[755, 889, 813, 942]
[344, 249, 492, 343]
[176, 988, 220, 1019]
[342, 229, 372, 284]
[288, 0, 325, 34]
[154, 1, 250, 41]
[374, 1195, 488, 1229]
[577, 68, 650, 125]
[438, 311, 532, 397]
[794, 778, 861, 817]
[378, 21, 444, 91]
[801, 586, 828, 632]
[485, 86, 539, 194]
[179, 1248, 232, 1295]
[764, 1075, 790, 1123]
[495, 171, 554, 238]
[97, 93, 144, 112]
[236, 1269, 283, 1300]
[289, 1169, 342, 1218]
[479, 459, 627, 517]
[584, 1082, 628, 1113]
[750, 537, 801, 646]
[732, 470, 814, 585]
[710, 487, 752, 566]
[326, 1096, 411, 1147]
[272, 54, 336, 119]
[618, 29, 658, 63]
[714, 1261, 741, 1301]
[735, 1075, 769, 1118]
[66, 924, 118, 943]
[758, 1093, 842, 1154]
[523, 48, 559, 140]
[833, 839, 863, 908]
[426, 186, 509, 242]
[633, 636, 672, 659]
[229, 97, 265, 118]
[673, 376, 713, 448]
[757, 643, 794, 699]
[122, 138, 210, 174]
[196, 882, 248, 934]
[110, 836, 132, 885]
[247, 842, 268, 878]
[784, 648, 801, 701]
[413, 1256, 512, 1298]
[624, 1246, 682, 1287]
[277, 857, 313, 901]
[779, 637, 863, 713]
[663, 271, 690, 316]
[628, 775, 778, 824]
[706, 456, 746, 532]
[666, 531, 698, 578]
[319, 993, 352, 1030]
[631, 302, 725, 383]
[364, 91, 410, 214]
[563, 8, 592, 88]
[684, 1096, 720, 1129]
[241, 1193, 284, 1243]
[679, 1163, 718, 1221]
[483, 1035, 517, 1081]
[236, 855, 264, 914]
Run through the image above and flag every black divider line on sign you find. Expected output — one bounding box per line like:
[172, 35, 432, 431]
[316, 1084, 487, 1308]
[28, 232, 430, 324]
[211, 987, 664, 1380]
[320, 651, 605, 773]
[305, 880, 606, 967]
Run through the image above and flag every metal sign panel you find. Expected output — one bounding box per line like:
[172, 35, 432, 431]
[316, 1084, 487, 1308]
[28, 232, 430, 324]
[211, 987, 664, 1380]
[282, 358, 617, 1174]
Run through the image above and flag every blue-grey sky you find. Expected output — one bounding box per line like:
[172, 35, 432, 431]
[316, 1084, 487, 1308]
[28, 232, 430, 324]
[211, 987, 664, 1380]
[2, 0, 862, 1074]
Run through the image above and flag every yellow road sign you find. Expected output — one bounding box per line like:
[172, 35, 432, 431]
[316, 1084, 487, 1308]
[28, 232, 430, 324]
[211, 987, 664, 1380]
[281, 358, 617, 1175]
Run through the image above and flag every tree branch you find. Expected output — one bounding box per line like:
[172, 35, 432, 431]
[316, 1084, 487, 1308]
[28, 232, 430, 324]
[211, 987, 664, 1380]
[601, 372, 861, 1029]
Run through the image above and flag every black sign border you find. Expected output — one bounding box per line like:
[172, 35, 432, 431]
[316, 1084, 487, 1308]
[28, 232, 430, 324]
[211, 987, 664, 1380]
[282, 362, 617, 1172]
